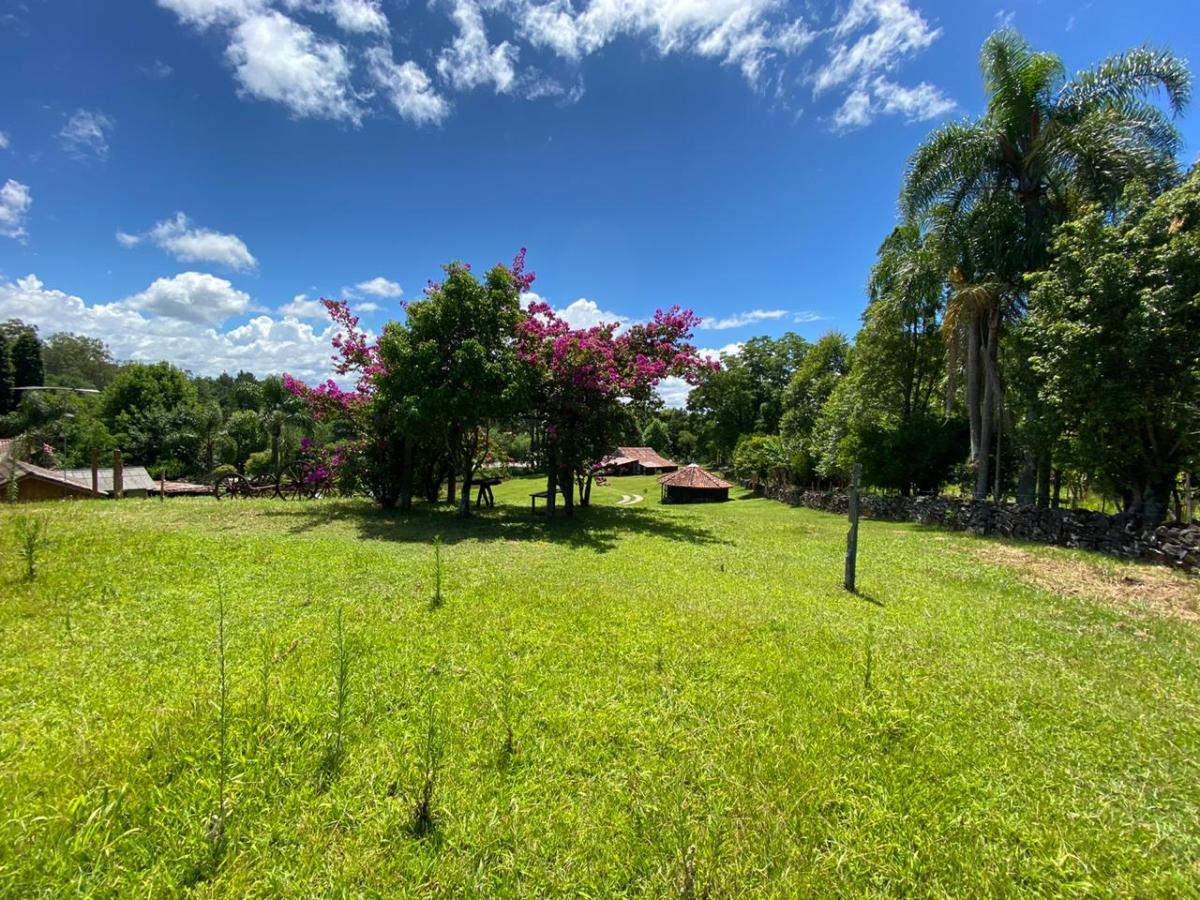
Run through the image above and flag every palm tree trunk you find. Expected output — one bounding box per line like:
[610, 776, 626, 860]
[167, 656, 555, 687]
[965, 314, 983, 464]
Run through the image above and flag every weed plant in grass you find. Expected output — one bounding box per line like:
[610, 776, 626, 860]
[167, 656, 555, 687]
[1, 476, 1199, 895]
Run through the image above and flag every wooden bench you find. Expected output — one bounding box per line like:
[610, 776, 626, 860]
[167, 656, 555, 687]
[529, 486, 566, 514]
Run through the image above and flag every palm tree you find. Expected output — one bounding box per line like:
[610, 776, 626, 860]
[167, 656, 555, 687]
[901, 29, 1190, 498]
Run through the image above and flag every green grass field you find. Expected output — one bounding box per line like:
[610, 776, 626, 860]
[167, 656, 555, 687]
[2, 476, 1199, 896]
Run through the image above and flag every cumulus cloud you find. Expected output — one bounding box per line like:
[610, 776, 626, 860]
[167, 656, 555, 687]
[365, 47, 450, 125]
[437, 0, 518, 93]
[0, 272, 342, 382]
[122, 272, 252, 324]
[349, 276, 403, 298]
[117, 212, 257, 271]
[60, 109, 114, 159]
[160, 0, 948, 131]
[226, 10, 361, 121]
[327, 0, 388, 34]
[0, 179, 32, 241]
[278, 292, 327, 318]
[355, 301, 380, 313]
[654, 342, 741, 407]
[699, 308, 789, 330]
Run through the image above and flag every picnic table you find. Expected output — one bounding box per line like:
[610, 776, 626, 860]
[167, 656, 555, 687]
[474, 475, 503, 508]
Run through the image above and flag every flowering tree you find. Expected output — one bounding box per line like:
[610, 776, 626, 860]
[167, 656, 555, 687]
[376, 252, 531, 517]
[282, 299, 410, 506]
[516, 303, 713, 515]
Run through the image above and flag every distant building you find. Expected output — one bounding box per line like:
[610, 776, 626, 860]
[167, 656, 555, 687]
[658, 464, 731, 504]
[0, 462, 157, 501]
[601, 446, 679, 475]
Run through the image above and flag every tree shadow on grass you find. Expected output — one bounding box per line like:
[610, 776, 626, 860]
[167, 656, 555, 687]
[260, 498, 732, 553]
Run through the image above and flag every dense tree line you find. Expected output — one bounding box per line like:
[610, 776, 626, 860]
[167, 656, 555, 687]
[675, 29, 1197, 523]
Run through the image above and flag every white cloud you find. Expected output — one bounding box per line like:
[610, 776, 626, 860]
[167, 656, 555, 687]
[436, 0, 518, 93]
[654, 342, 741, 407]
[160, 0, 947, 131]
[0, 273, 341, 382]
[833, 76, 954, 130]
[833, 88, 873, 129]
[226, 11, 361, 122]
[0, 131, 9, 150]
[158, 0, 266, 28]
[355, 301, 380, 313]
[118, 212, 257, 271]
[60, 109, 114, 159]
[699, 308, 789, 330]
[0, 179, 31, 241]
[278, 292, 327, 318]
[350, 275, 403, 297]
[557, 297, 625, 329]
[510, 0, 814, 87]
[327, 0, 388, 34]
[364, 47, 450, 125]
[793, 311, 825, 324]
[815, 0, 940, 94]
[122, 272, 251, 324]
[140, 59, 175, 78]
[872, 77, 955, 122]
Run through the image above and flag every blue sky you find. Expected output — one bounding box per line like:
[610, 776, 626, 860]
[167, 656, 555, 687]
[1, 0, 1197, 402]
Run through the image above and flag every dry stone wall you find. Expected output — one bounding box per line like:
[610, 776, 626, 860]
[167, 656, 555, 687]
[753, 483, 1200, 574]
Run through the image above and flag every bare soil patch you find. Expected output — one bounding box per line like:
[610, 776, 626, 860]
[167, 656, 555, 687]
[969, 543, 1200, 625]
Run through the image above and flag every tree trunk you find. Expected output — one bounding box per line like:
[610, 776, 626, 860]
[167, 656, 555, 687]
[965, 313, 982, 464]
[1036, 452, 1052, 509]
[1051, 468, 1062, 510]
[561, 465, 575, 517]
[399, 440, 414, 511]
[458, 461, 473, 518]
[1017, 449, 1037, 506]
[545, 458, 557, 518]
[447, 471, 456, 505]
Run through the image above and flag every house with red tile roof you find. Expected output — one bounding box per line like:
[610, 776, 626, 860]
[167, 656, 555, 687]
[600, 446, 679, 475]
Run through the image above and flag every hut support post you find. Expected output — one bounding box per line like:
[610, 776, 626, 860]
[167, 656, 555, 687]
[91, 448, 99, 498]
[844, 463, 862, 593]
[113, 450, 124, 500]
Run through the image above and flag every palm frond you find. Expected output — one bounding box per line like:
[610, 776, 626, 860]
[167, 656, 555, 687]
[1058, 45, 1192, 118]
[900, 122, 997, 221]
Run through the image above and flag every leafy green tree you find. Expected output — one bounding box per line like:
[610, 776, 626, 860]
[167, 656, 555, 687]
[0, 330, 12, 416]
[1026, 173, 1200, 521]
[42, 333, 119, 389]
[641, 417, 670, 453]
[220, 409, 267, 474]
[780, 332, 851, 453]
[901, 29, 1191, 498]
[688, 334, 809, 462]
[731, 434, 787, 484]
[100, 362, 199, 469]
[378, 260, 526, 517]
[10, 329, 44, 391]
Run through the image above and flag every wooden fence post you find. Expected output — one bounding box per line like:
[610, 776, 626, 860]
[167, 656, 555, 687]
[90, 448, 99, 498]
[844, 463, 862, 593]
[113, 450, 124, 500]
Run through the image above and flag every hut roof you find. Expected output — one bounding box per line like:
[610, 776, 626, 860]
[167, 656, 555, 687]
[604, 446, 678, 469]
[0, 460, 103, 495]
[657, 464, 731, 490]
[60, 466, 156, 493]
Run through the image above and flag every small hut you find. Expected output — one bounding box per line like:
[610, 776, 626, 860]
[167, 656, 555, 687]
[658, 464, 731, 504]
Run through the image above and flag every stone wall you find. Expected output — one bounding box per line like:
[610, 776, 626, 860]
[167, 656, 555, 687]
[753, 483, 1200, 574]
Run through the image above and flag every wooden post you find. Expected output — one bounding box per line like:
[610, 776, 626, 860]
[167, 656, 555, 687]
[90, 448, 99, 498]
[844, 463, 862, 593]
[113, 450, 124, 500]
[160, 471, 166, 502]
